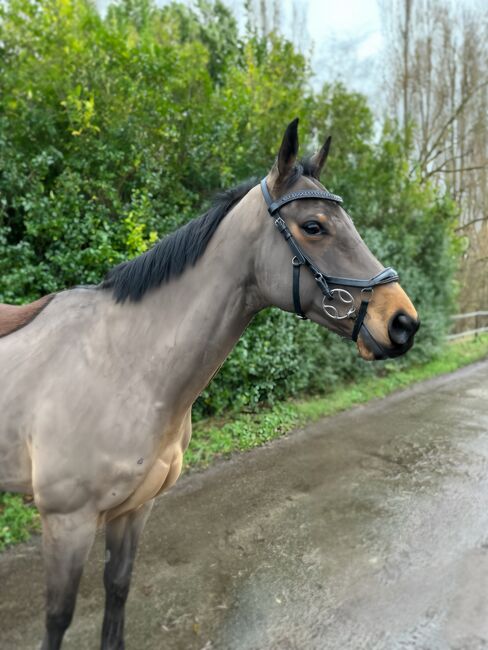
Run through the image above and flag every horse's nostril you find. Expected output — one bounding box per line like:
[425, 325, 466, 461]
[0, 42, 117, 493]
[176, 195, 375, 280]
[388, 312, 420, 346]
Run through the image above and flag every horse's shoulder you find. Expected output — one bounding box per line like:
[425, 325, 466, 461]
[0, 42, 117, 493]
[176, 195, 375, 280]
[0, 294, 55, 338]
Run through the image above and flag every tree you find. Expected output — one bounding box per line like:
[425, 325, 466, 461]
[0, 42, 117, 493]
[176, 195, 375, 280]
[382, 0, 488, 189]
[381, 0, 488, 314]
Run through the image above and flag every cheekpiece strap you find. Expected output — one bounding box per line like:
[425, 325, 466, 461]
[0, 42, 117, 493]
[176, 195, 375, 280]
[293, 262, 306, 319]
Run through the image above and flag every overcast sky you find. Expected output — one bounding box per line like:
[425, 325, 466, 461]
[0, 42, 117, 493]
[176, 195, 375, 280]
[281, 0, 383, 59]
[95, 0, 482, 104]
[96, 0, 385, 94]
[237, 0, 387, 103]
[301, 0, 384, 97]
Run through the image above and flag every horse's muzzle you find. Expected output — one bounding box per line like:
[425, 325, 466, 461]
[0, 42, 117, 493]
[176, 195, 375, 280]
[360, 311, 420, 360]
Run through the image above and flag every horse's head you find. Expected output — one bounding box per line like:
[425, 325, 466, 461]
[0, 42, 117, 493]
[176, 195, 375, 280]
[254, 118, 419, 360]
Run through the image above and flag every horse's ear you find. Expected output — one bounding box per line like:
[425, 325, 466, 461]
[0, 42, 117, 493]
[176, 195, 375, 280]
[272, 118, 299, 183]
[309, 135, 332, 179]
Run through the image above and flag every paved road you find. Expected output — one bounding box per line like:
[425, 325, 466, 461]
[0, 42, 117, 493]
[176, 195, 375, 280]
[2, 361, 488, 650]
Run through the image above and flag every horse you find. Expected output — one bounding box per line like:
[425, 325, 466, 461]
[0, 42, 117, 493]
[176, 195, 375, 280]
[0, 119, 419, 649]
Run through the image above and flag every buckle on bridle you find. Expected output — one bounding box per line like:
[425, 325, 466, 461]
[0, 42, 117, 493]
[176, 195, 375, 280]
[313, 272, 333, 300]
[274, 217, 287, 232]
[361, 287, 373, 302]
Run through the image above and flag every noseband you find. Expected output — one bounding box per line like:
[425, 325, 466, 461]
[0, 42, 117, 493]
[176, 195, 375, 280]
[260, 178, 399, 342]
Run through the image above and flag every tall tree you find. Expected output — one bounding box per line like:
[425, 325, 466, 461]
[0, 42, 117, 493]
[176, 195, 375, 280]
[381, 0, 488, 312]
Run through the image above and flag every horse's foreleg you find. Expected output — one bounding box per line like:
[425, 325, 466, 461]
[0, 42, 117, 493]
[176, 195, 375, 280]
[40, 508, 97, 650]
[101, 499, 154, 650]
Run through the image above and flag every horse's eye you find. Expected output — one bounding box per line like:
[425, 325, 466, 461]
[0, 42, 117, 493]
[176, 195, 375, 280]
[302, 221, 324, 236]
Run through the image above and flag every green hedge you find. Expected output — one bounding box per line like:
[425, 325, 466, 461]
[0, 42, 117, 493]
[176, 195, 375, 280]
[0, 0, 460, 418]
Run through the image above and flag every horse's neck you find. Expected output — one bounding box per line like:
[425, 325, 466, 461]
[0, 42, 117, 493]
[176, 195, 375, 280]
[115, 194, 264, 415]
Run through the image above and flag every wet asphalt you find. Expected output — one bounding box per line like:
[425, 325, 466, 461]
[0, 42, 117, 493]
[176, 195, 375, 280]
[1, 360, 488, 650]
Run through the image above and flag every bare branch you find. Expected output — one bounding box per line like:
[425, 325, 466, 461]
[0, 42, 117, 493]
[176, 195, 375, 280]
[455, 217, 488, 232]
[418, 79, 488, 171]
[424, 162, 488, 180]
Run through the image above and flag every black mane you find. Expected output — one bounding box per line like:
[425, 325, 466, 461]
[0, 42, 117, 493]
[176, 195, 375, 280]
[101, 178, 257, 302]
[101, 156, 319, 303]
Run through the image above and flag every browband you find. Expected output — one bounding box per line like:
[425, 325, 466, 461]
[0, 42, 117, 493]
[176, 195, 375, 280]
[267, 188, 343, 214]
[260, 179, 342, 214]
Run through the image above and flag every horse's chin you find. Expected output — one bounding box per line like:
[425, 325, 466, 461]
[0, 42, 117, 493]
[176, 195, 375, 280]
[356, 337, 376, 361]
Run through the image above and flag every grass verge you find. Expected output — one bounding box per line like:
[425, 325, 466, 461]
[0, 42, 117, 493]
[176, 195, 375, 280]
[2, 334, 488, 550]
[186, 335, 488, 466]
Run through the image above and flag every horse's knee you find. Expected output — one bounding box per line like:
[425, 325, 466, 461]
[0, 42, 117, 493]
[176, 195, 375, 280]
[104, 572, 131, 605]
[46, 609, 74, 633]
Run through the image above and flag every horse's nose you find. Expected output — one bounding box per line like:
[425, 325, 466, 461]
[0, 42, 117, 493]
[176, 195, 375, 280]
[388, 311, 420, 346]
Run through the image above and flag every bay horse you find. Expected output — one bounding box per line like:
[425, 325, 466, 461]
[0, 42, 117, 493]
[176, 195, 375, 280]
[0, 119, 419, 649]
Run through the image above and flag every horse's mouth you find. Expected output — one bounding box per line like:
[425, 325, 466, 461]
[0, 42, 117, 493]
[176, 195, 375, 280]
[356, 326, 416, 361]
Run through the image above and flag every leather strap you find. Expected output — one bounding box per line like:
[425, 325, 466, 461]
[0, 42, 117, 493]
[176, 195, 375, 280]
[359, 323, 389, 360]
[274, 217, 306, 264]
[351, 290, 372, 341]
[268, 188, 343, 214]
[292, 261, 306, 319]
[326, 267, 399, 288]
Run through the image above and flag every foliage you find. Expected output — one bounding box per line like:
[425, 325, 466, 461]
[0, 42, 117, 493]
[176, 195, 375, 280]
[187, 334, 488, 465]
[0, 493, 40, 550]
[0, 0, 460, 418]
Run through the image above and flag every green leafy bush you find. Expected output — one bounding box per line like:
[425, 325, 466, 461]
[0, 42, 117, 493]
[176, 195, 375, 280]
[0, 0, 459, 418]
[0, 493, 40, 549]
